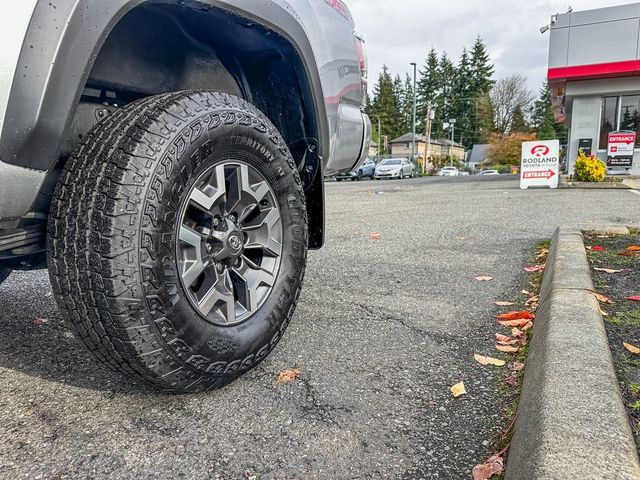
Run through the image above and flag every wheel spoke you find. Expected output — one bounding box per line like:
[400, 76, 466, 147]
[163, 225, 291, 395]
[190, 165, 226, 212]
[198, 270, 236, 324]
[233, 259, 276, 313]
[244, 208, 282, 256]
[178, 226, 207, 288]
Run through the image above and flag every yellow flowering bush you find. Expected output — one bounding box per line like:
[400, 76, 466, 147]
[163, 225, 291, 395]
[574, 150, 606, 182]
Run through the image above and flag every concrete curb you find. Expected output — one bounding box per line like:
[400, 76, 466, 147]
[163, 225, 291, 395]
[505, 227, 640, 480]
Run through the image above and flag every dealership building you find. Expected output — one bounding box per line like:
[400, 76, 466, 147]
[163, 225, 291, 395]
[548, 3, 640, 175]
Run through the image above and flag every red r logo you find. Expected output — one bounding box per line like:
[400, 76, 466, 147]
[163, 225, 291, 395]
[531, 145, 550, 157]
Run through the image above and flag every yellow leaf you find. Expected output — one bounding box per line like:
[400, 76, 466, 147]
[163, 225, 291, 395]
[276, 368, 301, 384]
[623, 343, 640, 354]
[592, 292, 614, 304]
[450, 381, 467, 397]
[494, 301, 515, 306]
[474, 354, 506, 367]
[495, 344, 519, 353]
[594, 267, 628, 274]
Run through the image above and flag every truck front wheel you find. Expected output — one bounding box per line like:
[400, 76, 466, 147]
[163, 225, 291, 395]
[47, 91, 308, 392]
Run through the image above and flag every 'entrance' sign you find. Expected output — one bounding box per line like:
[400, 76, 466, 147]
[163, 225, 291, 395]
[520, 140, 559, 190]
[607, 131, 635, 168]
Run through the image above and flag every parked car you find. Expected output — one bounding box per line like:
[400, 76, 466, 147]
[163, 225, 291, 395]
[477, 169, 500, 176]
[0, 0, 370, 393]
[437, 166, 460, 177]
[375, 158, 416, 180]
[336, 158, 376, 181]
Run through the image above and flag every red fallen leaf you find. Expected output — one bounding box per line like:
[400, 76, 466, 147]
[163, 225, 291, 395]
[472, 455, 504, 480]
[498, 319, 532, 328]
[33, 318, 48, 325]
[276, 368, 301, 385]
[496, 311, 535, 321]
[627, 296, 640, 302]
[590, 245, 605, 252]
[495, 333, 518, 345]
[524, 265, 545, 273]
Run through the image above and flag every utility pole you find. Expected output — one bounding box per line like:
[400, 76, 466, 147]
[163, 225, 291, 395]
[424, 101, 433, 175]
[377, 116, 381, 161]
[410, 62, 417, 164]
[449, 118, 456, 166]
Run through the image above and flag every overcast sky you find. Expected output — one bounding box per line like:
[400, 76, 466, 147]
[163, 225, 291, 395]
[348, 0, 639, 94]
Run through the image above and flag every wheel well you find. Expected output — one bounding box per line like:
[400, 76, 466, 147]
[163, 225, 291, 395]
[69, 2, 324, 248]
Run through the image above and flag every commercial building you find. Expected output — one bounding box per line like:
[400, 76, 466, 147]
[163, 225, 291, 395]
[547, 3, 640, 175]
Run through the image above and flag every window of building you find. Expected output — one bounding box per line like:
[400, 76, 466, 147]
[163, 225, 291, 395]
[599, 95, 640, 149]
[620, 95, 640, 147]
[599, 96, 619, 150]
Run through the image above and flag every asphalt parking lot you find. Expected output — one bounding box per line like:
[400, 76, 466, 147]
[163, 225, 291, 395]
[1, 176, 639, 479]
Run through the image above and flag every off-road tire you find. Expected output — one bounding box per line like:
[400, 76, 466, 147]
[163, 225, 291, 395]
[47, 91, 308, 392]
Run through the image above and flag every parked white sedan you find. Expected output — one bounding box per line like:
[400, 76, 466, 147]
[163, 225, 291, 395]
[437, 166, 460, 177]
[375, 158, 416, 180]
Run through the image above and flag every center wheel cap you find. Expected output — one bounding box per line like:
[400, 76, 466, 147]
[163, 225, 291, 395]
[227, 232, 243, 255]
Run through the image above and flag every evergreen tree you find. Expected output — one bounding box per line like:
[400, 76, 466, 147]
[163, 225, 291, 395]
[469, 36, 494, 95]
[511, 105, 528, 133]
[392, 74, 407, 134]
[532, 81, 566, 141]
[416, 49, 440, 135]
[400, 73, 415, 135]
[369, 65, 402, 146]
[437, 53, 456, 140]
[475, 92, 495, 144]
[451, 48, 474, 147]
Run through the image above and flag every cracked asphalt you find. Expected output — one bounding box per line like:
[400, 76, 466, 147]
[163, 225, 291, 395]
[1, 176, 639, 479]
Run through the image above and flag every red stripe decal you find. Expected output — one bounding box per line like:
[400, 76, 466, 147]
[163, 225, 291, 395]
[548, 60, 640, 81]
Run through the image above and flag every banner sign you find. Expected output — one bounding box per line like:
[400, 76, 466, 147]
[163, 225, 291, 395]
[520, 140, 560, 190]
[607, 131, 635, 168]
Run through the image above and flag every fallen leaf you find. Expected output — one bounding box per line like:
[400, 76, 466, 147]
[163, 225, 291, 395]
[369, 232, 381, 241]
[455, 236, 466, 240]
[521, 321, 534, 331]
[472, 455, 504, 480]
[495, 333, 518, 345]
[367, 188, 373, 197]
[494, 301, 515, 306]
[623, 343, 640, 354]
[496, 311, 535, 321]
[43, 291, 54, 299]
[524, 265, 545, 273]
[450, 381, 467, 398]
[594, 267, 630, 274]
[276, 368, 301, 384]
[510, 361, 525, 371]
[495, 344, 519, 353]
[505, 372, 520, 387]
[521, 290, 531, 296]
[511, 327, 524, 338]
[536, 248, 549, 260]
[590, 245, 606, 252]
[625, 246, 640, 251]
[525, 295, 539, 306]
[498, 319, 533, 328]
[32, 318, 48, 325]
[591, 292, 614, 304]
[474, 354, 506, 367]
[475, 276, 493, 282]
[627, 296, 640, 302]
[598, 307, 609, 317]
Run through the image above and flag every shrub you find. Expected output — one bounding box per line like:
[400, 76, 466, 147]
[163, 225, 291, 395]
[574, 150, 606, 182]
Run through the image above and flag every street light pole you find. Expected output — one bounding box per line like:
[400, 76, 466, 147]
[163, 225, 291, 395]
[449, 118, 456, 166]
[410, 62, 417, 164]
[377, 116, 381, 160]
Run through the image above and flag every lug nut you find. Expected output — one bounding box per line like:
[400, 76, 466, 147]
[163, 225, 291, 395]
[229, 214, 237, 223]
[212, 217, 220, 228]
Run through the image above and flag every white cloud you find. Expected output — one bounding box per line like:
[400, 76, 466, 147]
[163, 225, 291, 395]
[348, 0, 639, 92]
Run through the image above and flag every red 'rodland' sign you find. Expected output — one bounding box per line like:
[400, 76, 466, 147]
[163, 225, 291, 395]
[520, 140, 560, 189]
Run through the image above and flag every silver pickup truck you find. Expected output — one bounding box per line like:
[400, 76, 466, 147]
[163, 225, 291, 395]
[0, 0, 370, 392]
